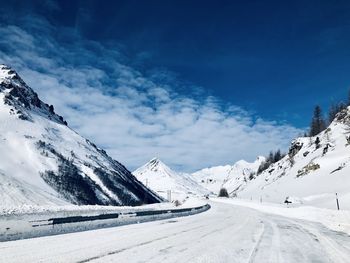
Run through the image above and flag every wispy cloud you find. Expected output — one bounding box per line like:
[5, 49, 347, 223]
[0, 14, 302, 172]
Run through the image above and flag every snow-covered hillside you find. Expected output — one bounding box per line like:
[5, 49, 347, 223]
[0, 65, 161, 207]
[237, 108, 350, 209]
[192, 157, 265, 195]
[133, 158, 209, 201]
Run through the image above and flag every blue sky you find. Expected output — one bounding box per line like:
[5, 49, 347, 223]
[0, 1, 349, 171]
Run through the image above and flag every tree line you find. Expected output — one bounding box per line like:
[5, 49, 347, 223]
[257, 149, 285, 174]
[309, 90, 350, 136]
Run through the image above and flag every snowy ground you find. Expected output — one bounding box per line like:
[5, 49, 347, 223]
[1, 200, 350, 263]
[213, 198, 350, 235]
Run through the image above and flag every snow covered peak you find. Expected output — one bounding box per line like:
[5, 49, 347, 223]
[0, 65, 67, 124]
[148, 157, 163, 168]
[134, 158, 171, 178]
[139, 157, 173, 175]
[0, 64, 15, 79]
[231, 157, 265, 171]
[133, 159, 209, 200]
[150, 157, 160, 162]
[0, 64, 26, 87]
[233, 160, 250, 167]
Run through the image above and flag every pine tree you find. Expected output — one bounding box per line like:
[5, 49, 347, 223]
[268, 151, 274, 163]
[328, 103, 338, 124]
[257, 149, 285, 174]
[49, 105, 54, 113]
[328, 102, 346, 124]
[218, 188, 229, 197]
[274, 149, 281, 162]
[315, 136, 321, 149]
[310, 105, 326, 136]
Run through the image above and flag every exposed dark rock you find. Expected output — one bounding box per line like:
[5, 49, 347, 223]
[288, 140, 303, 158]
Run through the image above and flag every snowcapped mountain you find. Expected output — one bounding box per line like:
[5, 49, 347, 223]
[192, 157, 265, 195]
[237, 108, 350, 209]
[133, 158, 210, 201]
[0, 65, 161, 207]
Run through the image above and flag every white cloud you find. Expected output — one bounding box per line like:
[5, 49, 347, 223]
[0, 17, 303, 172]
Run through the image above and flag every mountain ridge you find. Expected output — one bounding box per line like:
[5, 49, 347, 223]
[0, 65, 162, 207]
[192, 156, 265, 195]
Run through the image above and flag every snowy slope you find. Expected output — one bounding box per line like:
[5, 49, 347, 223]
[0, 65, 161, 207]
[192, 157, 265, 195]
[133, 158, 210, 200]
[237, 108, 350, 209]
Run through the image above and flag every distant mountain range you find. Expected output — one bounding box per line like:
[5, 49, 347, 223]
[192, 157, 265, 195]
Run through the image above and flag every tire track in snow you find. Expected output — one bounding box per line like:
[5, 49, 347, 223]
[248, 216, 335, 263]
[288, 219, 350, 263]
[77, 224, 207, 263]
[247, 220, 266, 263]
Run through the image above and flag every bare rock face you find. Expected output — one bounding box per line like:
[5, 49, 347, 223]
[288, 140, 303, 158]
[297, 162, 320, 177]
[0, 64, 67, 124]
[335, 107, 350, 123]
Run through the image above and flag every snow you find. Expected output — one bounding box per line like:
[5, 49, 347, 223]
[1, 200, 350, 263]
[192, 164, 232, 193]
[192, 156, 265, 195]
[0, 94, 65, 206]
[213, 197, 350, 235]
[133, 158, 210, 201]
[0, 65, 16, 83]
[80, 165, 121, 203]
[191, 108, 350, 211]
[235, 111, 350, 210]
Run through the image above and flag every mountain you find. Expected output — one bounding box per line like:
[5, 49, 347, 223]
[133, 158, 210, 201]
[237, 108, 350, 209]
[0, 64, 161, 207]
[192, 157, 265, 195]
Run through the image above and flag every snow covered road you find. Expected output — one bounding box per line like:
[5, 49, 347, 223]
[1, 201, 350, 263]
